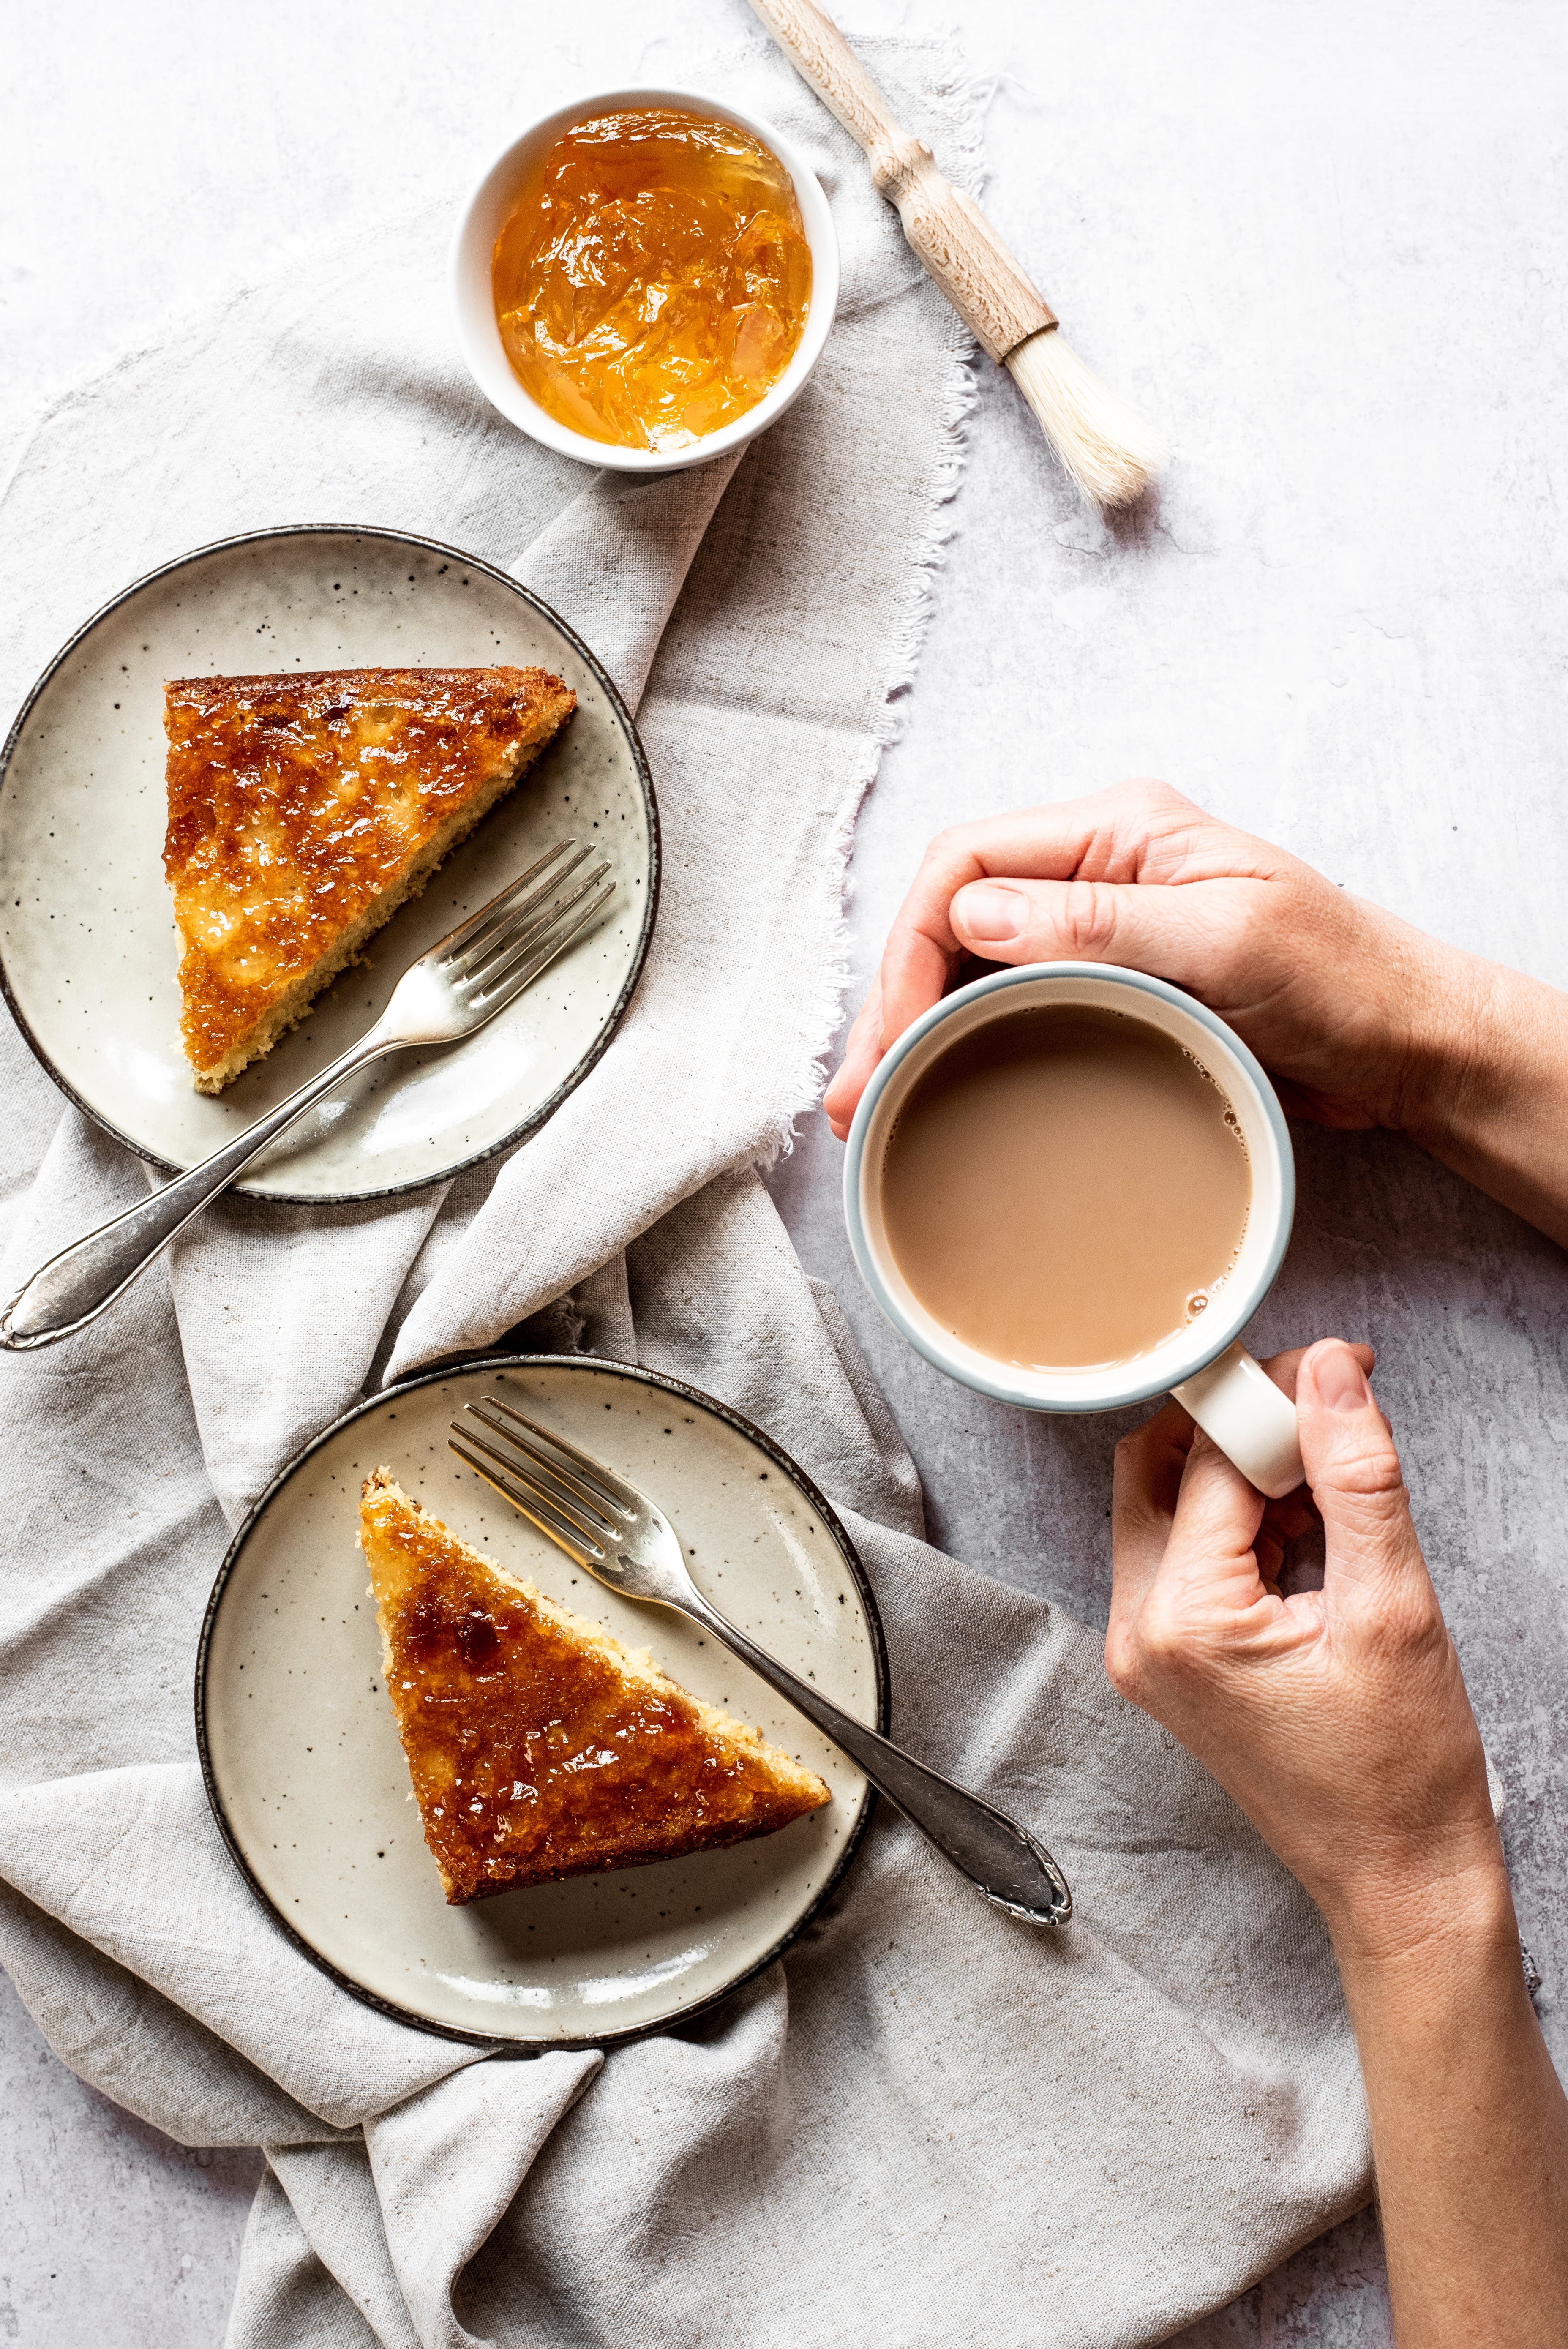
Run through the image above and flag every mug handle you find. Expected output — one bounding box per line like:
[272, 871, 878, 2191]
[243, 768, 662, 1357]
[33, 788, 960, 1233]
[1170, 1342, 1304, 1499]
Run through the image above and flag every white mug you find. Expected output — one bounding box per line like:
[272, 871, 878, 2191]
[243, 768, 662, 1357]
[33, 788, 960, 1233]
[842, 963, 1305, 1497]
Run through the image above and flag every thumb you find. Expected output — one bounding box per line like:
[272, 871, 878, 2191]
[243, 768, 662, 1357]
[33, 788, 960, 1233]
[1296, 1339, 1425, 1589]
[949, 872, 1244, 984]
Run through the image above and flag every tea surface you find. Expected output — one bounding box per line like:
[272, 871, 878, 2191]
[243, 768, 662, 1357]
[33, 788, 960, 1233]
[880, 1005, 1251, 1370]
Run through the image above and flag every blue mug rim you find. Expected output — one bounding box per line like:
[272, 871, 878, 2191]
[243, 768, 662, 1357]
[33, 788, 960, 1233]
[840, 961, 1297, 1414]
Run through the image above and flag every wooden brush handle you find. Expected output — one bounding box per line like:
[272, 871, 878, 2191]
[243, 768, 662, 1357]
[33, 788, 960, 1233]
[747, 0, 1056, 362]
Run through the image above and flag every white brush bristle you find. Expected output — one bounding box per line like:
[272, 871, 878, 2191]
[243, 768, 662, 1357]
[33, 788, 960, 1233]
[1004, 330, 1165, 511]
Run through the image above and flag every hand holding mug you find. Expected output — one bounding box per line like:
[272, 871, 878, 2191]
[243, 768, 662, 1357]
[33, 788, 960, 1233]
[825, 778, 1468, 1140]
[824, 778, 1568, 1255]
[1110, 1342, 1568, 2348]
[1108, 1338, 1499, 1937]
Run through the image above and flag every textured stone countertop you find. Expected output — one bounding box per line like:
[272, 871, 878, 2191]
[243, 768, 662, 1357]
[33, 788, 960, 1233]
[3, 0, 1564, 2341]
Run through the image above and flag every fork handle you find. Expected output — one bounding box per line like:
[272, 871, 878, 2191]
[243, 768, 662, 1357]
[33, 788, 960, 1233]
[0, 1030, 398, 1350]
[682, 1591, 1071, 1927]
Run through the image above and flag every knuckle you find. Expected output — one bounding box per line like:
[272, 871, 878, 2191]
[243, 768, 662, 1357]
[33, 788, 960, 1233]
[1119, 776, 1198, 832]
[1403, 1593, 1451, 1652]
[1060, 877, 1120, 956]
[1099, 779, 1216, 885]
[1134, 1603, 1188, 1675]
[1121, 775, 1181, 810]
[1103, 1624, 1144, 1700]
[926, 822, 972, 868]
[1326, 1438, 1407, 1504]
[1139, 1627, 1182, 1679]
[1360, 1584, 1451, 1670]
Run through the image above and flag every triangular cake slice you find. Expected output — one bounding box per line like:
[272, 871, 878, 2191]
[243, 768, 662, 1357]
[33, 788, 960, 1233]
[360, 1469, 831, 1905]
[164, 664, 576, 1092]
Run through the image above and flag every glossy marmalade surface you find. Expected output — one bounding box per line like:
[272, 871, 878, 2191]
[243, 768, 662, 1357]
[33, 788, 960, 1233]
[491, 107, 813, 453]
[163, 666, 573, 1072]
[361, 1480, 823, 1906]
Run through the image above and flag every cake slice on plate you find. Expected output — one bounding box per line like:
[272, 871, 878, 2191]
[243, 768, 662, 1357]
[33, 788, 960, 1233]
[163, 664, 576, 1093]
[359, 1470, 830, 1905]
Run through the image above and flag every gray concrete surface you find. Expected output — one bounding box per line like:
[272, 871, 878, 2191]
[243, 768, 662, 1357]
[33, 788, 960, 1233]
[5, 0, 1566, 2339]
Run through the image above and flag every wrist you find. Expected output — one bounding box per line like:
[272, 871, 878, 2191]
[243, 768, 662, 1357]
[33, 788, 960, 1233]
[1394, 941, 1568, 1244]
[1358, 903, 1494, 1146]
[1317, 1836, 1516, 1978]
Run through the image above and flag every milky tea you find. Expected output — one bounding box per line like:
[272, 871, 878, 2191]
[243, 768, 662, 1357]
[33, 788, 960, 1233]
[878, 1005, 1251, 1372]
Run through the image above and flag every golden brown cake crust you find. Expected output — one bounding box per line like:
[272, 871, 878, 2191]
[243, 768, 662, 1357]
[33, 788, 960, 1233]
[163, 666, 576, 1090]
[359, 1470, 829, 1906]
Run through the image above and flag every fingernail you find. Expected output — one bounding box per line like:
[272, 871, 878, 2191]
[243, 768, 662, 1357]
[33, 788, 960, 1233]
[1314, 1345, 1372, 1413]
[954, 883, 1026, 943]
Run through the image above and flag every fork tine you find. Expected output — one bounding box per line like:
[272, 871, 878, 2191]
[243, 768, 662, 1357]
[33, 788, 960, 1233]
[467, 879, 614, 1008]
[459, 860, 611, 988]
[456, 1430, 608, 1551]
[444, 843, 599, 972]
[476, 1395, 641, 1514]
[448, 1437, 602, 1565]
[426, 840, 578, 966]
[458, 1405, 621, 1542]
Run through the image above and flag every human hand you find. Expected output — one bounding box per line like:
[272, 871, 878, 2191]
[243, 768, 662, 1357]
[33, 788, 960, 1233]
[1112, 1343, 1568, 2348]
[823, 778, 1477, 1144]
[1106, 1337, 1503, 1953]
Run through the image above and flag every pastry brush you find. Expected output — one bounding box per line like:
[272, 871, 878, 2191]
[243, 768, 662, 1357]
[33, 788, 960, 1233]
[747, 0, 1164, 509]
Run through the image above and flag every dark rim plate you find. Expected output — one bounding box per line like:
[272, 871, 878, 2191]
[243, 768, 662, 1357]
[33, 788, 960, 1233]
[0, 524, 658, 1202]
[196, 1353, 889, 2049]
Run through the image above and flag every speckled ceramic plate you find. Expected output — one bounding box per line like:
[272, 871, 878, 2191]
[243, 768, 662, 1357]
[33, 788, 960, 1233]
[196, 1356, 887, 2047]
[0, 527, 656, 1200]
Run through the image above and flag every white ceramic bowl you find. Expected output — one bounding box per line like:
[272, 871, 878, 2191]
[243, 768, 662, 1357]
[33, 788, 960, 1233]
[450, 86, 840, 474]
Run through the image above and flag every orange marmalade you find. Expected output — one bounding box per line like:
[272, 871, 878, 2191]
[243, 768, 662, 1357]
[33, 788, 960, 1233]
[492, 108, 812, 453]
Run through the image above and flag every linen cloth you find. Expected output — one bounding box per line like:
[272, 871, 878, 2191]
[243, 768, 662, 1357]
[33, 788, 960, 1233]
[0, 30, 1371, 2346]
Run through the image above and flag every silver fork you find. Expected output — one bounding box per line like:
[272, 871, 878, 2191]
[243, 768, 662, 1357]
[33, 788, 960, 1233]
[1, 842, 614, 1350]
[450, 1394, 1073, 1928]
